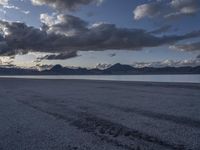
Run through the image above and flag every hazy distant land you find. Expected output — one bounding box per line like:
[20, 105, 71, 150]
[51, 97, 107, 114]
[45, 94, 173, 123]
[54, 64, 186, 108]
[0, 78, 200, 150]
[0, 63, 200, 75]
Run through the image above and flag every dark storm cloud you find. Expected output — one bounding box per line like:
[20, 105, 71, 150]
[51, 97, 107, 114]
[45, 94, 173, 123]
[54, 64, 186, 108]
[31, 0, 103, 11]
[0, 20, 50, 55]
[39, 51, 78, 60]
[1, 18, 200, 58]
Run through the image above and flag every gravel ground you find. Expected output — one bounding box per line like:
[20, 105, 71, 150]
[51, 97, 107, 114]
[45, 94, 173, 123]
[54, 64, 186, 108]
[0, 78, 200, 150]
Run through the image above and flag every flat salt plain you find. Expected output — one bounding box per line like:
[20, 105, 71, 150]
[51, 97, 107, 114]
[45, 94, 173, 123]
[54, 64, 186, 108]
[0, 78, 200, 150]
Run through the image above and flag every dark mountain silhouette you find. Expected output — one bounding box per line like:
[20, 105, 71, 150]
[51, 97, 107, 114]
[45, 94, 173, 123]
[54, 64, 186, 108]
[103, 63, 137, 74]
[0, 64, 200, 75]
[0, 67, 38, 75]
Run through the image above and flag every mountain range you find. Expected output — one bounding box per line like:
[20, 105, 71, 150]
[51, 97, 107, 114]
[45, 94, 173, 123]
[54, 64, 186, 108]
[0, 63, 200, 75]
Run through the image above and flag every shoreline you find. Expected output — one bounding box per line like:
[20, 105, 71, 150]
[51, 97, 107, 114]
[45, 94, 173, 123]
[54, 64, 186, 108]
[1, 77, 200, 86]
[1, 74, 200, 84]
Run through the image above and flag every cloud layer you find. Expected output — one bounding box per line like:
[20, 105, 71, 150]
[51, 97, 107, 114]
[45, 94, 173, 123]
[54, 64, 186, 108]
[171, 41, 200, 51]
[133, 0, 200, 20]
[0, 0, 199, 66]
[40, 13, 88, 35]
[0, 0, 8, 6]
[0, 16, 200, 58]
[38, 51, 78, 60]
[31, 0, 103, 11]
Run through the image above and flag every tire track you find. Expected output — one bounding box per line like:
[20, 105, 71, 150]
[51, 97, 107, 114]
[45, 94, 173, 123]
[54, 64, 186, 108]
[95, 102, 200, 129]
[16, 99, 187, 150]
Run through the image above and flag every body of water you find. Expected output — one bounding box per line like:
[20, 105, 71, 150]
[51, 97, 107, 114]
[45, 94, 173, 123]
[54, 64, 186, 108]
[0, 75, 200, 83]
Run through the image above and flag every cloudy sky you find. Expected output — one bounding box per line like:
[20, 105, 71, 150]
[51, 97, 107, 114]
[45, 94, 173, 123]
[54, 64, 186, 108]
[0, 0, 200, 69]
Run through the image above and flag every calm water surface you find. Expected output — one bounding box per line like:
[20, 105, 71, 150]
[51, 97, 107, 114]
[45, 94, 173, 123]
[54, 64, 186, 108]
[0, 75, 200, 83]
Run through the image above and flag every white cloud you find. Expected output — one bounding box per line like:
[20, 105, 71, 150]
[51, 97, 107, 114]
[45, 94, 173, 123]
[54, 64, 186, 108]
[0, 0, 30, 15]
[170, 41, 200, 51]
[40, 13, 56, 26]
[3, 5, 19, 10]
[133, 0, 200, 20]
[40, 13, 88, 36]
[22, 10, 30, 15]
[0, 0, 8, 6]
[133, 2, 161, 20]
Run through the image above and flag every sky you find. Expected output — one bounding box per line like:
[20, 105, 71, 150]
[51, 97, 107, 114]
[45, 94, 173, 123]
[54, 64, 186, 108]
[0, 0, 200, 69]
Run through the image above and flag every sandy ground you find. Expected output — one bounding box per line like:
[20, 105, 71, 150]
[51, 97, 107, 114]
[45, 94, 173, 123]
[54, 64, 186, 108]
[0, 78, 200, 150]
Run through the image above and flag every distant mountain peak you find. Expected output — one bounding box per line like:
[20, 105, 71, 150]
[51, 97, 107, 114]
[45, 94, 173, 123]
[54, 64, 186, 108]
[50, 64, 63, 71]
[106, 63, 135, 72]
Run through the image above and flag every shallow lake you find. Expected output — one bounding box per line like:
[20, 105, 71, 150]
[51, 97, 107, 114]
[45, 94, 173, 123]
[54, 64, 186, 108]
[1, 75, 200, 83]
